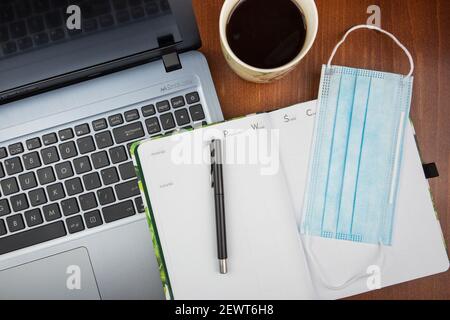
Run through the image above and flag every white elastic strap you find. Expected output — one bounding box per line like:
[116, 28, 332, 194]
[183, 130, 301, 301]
[301, 235, 386, 291]
[327, 24, 414, 78]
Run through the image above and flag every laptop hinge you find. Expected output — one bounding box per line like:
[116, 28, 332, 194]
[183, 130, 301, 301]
[162, 52, 182, 73]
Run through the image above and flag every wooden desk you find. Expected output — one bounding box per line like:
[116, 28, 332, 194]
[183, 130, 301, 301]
[192, 0, 450, 299]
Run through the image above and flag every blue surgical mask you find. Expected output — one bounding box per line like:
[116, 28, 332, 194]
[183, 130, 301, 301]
[301, 25, 414, 246]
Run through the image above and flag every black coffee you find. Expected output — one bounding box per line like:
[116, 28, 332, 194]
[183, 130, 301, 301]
[226, 0, 307, 69]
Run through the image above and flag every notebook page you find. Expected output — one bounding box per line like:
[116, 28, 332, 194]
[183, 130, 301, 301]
[138, 114, 313, 299]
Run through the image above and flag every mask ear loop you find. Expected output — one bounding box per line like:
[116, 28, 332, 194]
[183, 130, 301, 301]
[301, 235, 386, 291]
[327, 24, 414, 78]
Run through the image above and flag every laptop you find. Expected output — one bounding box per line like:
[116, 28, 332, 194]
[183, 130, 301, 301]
[0, 0, 223, 299]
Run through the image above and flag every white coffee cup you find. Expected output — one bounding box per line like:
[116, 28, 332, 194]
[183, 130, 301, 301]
[219, 0, 319, 83]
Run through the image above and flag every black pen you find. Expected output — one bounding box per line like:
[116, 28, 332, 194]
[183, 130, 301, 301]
[210, 139, 228, 274]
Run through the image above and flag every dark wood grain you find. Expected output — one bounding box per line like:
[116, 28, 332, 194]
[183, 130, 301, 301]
[192, 0, 450, 299]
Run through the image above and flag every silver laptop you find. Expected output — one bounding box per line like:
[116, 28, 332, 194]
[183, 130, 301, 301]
[0, 0, 223, 299]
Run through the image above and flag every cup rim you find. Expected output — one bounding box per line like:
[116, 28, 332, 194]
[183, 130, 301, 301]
[219, 0, 319, 74]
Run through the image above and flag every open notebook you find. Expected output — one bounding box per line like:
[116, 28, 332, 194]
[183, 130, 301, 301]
[132, 100, 448, 300]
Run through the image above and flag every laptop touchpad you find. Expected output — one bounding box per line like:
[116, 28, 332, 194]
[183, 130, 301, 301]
[0, 247, 100, 300]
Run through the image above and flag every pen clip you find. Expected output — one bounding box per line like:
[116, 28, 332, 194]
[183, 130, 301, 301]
[210, 141, 215, 188]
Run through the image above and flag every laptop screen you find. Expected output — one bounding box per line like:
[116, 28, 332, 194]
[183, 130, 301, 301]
[0, 0, 191, 103]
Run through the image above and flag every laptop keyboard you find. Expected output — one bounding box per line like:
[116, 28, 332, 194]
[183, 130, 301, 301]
[0, 91, 206, 255]
[0, 0, 170, 57]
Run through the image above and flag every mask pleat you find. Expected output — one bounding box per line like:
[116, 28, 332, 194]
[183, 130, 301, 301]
[335, 75, 372, 241]
[305, 70, 342, 235]
[350, 76, 400, 244]
[320, 72, 358, 238]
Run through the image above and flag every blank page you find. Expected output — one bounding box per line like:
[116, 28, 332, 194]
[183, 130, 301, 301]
[137, 115, 312, 299]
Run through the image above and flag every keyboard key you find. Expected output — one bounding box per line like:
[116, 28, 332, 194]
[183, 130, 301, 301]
[66, 215, 84, 234]
[17, 37, 33, 51]
[42, 133, 58, 145]
[0, 220, 6, 236]
[175, 109, 190, 126]
[189, 104, 206, 122]
[59, 141, 78, 160]
[29, 188, 47, 207]
[95, 131, 113, 149]
[7, 214, 25, 233]
[186, 92, 200, 104]
[55, 161, 74, 180]
[0, 163, 4, 178]
[113, 122, 145, 144]
[135, 197, 145, 213]
[115, 179, 140, 200]
[8, 143, 24, 156]
[145, 2, 159, 14]
[25, 209, 43, 227]
[118, 162, 136, 180]
[92, 118, 108, 131]
[160, 113, 176, 131]
[33, 32, 49, 46]
[65, 177, 83, 196]
[37, 167, 56, 185]
[26, 138, 41, 150]
[145, 117, 161, 135]
[73, 156, 92, 175]
[101, 167, 119, 185]
[84, 210, 103, 229]
[0, 199, 11, 217]
[0, 221, 66, 255]
[10, 21, 27, 39]
[99, 14, 114, 27]
[22, 152, 41, 170]
[83, 172, 101, 191]
[49, 28, 65, 41]
[108, 114, 124, 127]
[91, 151, 110, 169]
[45, 11, 63, 28]
[0, 26, 8, 43]
[171, 96, 185, 108]
[83, 19, 98, 32]
[75, 123, 90, 136]
[58, 128, 74, 141]
[109, 146, 128, 164]
[47, 183, 65, 201]
[77, 136, 96, 154]
[131, 6, 145, 19]
[102, 200, 135, 223]
[0, 221, 67, 255]
[141, 104, 156, 117]
[43, 204, 61, 222]
[19, 172, 37, 191]
[112, 0, 127, 10]
[41, 146, 59, 165]
[1, 177, 19, 196]
[11, 194, 29, 212]
[2, 42, 17, 55]
[116, 10, 130, 23]
[0, 147, 7, 159]
[97, 187, 115, 205]
[61, 198, 80, 216]
[124, 109, 140, 122]
[4, 157, 23, 175]
[79, 193, 97, 211]
[33, 0, 50, 13]
[156, 100, 170, 113]
[28, 15, 45, 33]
